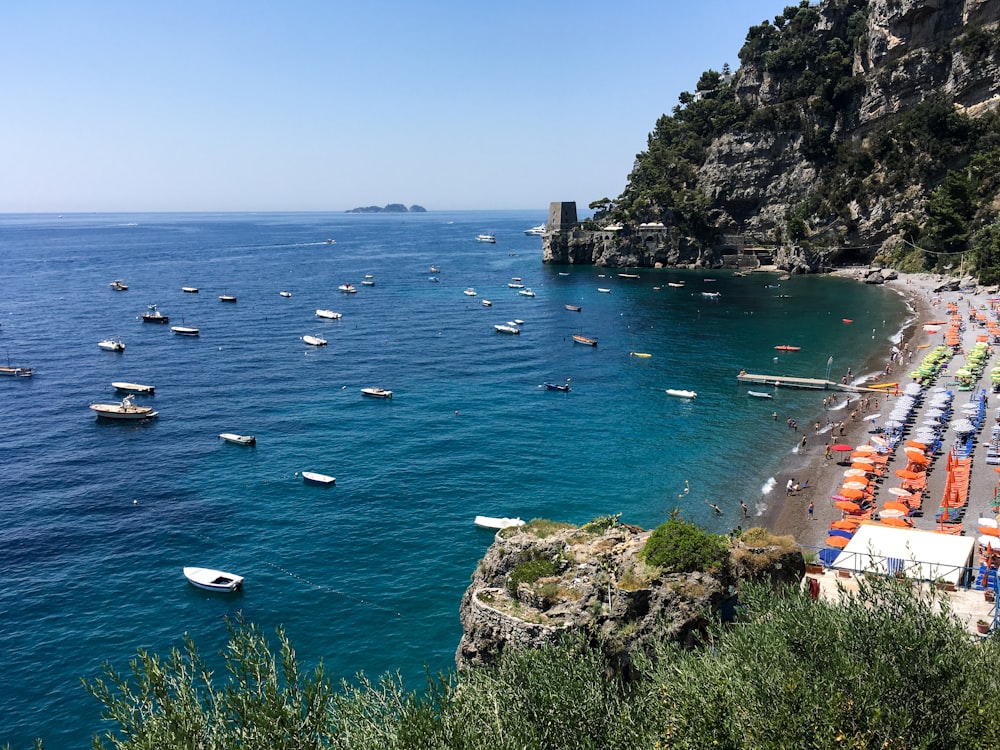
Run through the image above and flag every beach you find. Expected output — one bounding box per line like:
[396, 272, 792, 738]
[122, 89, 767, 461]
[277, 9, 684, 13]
[764, 270, 997, 549]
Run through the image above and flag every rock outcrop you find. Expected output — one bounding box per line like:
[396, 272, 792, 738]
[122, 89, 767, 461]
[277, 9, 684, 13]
[456, 520, 804, 670]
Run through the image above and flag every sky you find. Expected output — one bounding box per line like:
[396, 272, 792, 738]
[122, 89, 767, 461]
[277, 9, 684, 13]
[1, 1, 786, 213]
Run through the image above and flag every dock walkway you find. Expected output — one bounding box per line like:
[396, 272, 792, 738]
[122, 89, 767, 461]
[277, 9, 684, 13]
[737, 372, 889, 393]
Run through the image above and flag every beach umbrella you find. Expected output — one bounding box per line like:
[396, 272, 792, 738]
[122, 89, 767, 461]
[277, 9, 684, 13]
[896, 469, 922, 480]
[854, 445, 876, 454]
[880, 508, 905, 519]
[906, 440, 928, 449]
[831, 444, 854, 452]
[926, 409, 945, 417]
[843, 481, 868, 490]
[888, 487, 914, 497]
[881, 517, 913, 528]
[850, 456, 874, 464]
[884, 419, 904, 428]
[863, 413, 882, 422]
[839, 488, 866, 500]
[825, 535, 851, 548]
[885, 501, 912, 513]
[831, 519, 859, 531]
[951, 419, 975, 434]
[907, 453, 930, 465]
[904, 383, 922, 395]
[870, 436, 888, 447]
[844, 468, 867, 477]
[979, 535, 998, 550]
[835, 500, 862, 512]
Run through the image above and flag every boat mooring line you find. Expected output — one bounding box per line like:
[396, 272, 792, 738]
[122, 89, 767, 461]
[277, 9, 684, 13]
[263, 561, 401, 616]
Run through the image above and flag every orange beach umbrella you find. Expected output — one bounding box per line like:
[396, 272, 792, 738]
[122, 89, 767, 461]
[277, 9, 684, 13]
[835, 500, 862, 513]
[826, 535, 851, 548]
[896, 469, 923, 480]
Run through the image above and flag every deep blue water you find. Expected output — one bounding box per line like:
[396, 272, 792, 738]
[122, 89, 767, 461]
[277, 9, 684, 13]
[0, 211, 909, 748]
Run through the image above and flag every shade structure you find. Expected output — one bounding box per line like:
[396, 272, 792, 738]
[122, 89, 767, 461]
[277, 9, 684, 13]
[839, 488, 866, 500]
[888, 487, 914, 497]
[854, 445, 876, 454]
[831, 444, 854, 452]
[825, 535, 851, 548]
[884, 419, 904, 428]
[905, 440, 928, 449]
[851, 461, 875, 470]
[831, 519, 859, 531]
[843, 481, 869, 490]
[831, 524, 975, 584]
[835, 500, 862, 512]
[879, 508, 905, 518]
[844, 468, 868, 477]
[870, 436, 889, 447]
[896, 469, 923, 480]
[885, 501, 911, 513]
[907, 453, 930, 465]
[951, 419, 976, 434]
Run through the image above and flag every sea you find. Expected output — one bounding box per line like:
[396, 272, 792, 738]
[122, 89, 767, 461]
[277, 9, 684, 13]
[0, 210, 910, 749]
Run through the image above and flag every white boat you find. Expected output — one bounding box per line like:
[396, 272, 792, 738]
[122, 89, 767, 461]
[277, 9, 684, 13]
[618, 273, 640, 279]
[219, 433, 256, 446]
[302, 471, 336, 486]
[665, 389, 697, 399]
[279, 291, 292, 297]
[429, 265, 441, 273]
[597, 288, 611, 293]
[463, 288, 477, 297]
[338, 283, 357, 293]
[171, 326, 200, 336]
[361, 387, 393, 399]
[219, 294, 237, 302]
[89, 394, 158, 420]
[474, 515, 526, 530]
[302, 335, 327, 346]
[316, 309, 342, 319]
[362, 274, 375, 286]
[518, 288, 536, 297]
[524, 224, 546, 236]
[98, 337, 125, 352]
[701, 291, 721, 298]
[183, 566, 243, 593]
[494, 324, 520, 335]
[748, 390, 773, 399]
[141, 304, 169, 324]
[182, 286, 199, 293]
[667, 282, 685, 288]
[476, 233, 496, 243]
[0, 366, 33, 377]
[508, 282, 524, 288]
[109, 280, 128, 291]
[481, 299, 492, 307]
[112, 381, 154, 395]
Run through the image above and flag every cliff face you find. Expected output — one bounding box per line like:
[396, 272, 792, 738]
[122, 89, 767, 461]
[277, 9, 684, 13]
[456, 521, 803, 670]
[552, 0, 1000, 270]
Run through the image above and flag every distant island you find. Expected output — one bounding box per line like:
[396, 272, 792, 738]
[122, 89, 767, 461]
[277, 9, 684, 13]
[345, 204, 426, 214]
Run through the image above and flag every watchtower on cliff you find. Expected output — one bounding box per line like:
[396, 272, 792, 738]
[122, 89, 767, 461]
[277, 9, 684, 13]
[548, 202, 578, 231]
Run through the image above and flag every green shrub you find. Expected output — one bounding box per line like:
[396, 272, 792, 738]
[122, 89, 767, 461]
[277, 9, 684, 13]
[640, 512, 728, 574]
[507, 554, 560, 597]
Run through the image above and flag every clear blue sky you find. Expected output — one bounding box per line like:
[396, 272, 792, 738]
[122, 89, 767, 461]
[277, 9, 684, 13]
[1, 1, 784, 212]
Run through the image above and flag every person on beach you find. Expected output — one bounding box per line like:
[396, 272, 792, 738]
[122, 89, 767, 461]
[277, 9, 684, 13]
[786, 478, 794, 495]
[825, 444, 832, 459]
[801, 435, 807, 450]
[808, 501, 814, 519]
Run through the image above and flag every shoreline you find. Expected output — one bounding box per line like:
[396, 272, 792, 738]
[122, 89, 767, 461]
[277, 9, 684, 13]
[759, 270, 973, 548]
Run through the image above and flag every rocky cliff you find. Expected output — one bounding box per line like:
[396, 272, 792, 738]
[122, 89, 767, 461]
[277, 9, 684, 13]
[548, 0, 1000, 273]
[456, 519, 804, 670]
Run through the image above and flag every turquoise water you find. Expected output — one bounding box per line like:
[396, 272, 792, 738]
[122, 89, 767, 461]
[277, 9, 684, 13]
[0, 211, 909, 748]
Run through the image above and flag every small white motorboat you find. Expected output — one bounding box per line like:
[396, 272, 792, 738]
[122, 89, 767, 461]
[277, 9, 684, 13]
[98, 337, 125, 352]
[665, 389, 697, 399]
[219, 294, 237, 302]
[303, 335, 327, 346]
[518, 288, 536, 297]
[481, 299, 492, 307]
[183, 566, 243, 593]
[219, 433, 256, 446]
[361, 387, 393, 399]
[463, 288, 477, 297]
[474, 515, 526, 530]
[171, 326, 200, 336]
[494, 324, 520, 335]
[362, 274, 375, 286]
[476, 233, 496, 243]
[597, 287, 611, 293]
[109, 280, 128, 291]
[338, 283, 357, 293]
[524, 224, 546, 236]
[748, 390, 773, 399]
[89, 394, 159, 420]
[112, 381, 155, 395]
[508, 282, 524, 288]
[302, 471, 336, 486]
[182, 286, 199, 293]
[316, 309, 342, 319]
[279, 291, 292, 298]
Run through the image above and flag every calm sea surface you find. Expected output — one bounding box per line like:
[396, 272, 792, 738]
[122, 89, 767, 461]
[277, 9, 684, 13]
[0, 211, 909, 748]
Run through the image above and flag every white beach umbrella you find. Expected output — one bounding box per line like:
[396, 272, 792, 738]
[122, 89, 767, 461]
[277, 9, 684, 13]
[950, 419, 975, 434]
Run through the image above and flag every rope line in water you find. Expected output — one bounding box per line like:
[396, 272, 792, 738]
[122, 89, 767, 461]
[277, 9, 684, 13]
[263, 561, 401, 616]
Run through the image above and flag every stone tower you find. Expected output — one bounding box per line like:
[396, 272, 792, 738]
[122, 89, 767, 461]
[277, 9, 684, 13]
[548, 201, 578, 231]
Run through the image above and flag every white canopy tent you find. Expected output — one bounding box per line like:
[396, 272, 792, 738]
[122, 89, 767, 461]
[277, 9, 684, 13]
[831, 524, 976, 584]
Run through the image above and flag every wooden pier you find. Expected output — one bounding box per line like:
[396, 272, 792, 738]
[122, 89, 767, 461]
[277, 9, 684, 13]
[737, 372, 887, 393]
